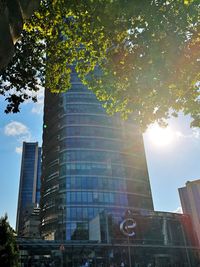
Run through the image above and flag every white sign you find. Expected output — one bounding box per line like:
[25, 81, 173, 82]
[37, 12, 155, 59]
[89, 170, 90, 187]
[120, 218, 137, 237]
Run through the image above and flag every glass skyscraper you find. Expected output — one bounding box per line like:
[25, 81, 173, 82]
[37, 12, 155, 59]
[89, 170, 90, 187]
[41, 69, 153, 241]
[16, 74, 199, 267]
[16, 142, 41, 235]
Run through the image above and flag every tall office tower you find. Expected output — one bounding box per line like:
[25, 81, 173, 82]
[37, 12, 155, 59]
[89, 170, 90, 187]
[179, 179, 200, 245]
[41, 69, 154, 240]
[16, 142, 41, 236]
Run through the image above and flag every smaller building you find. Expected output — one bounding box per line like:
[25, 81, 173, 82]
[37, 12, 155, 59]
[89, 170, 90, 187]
[21, 204, 41, 239]
[16, 142, 41, 236]
[179, 179, 200, 246]
[89, 209, 199, 266]
[17, 209, 200, 267]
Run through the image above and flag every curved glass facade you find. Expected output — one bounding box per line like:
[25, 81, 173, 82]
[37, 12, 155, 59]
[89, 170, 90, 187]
[41, 71, 153, 240]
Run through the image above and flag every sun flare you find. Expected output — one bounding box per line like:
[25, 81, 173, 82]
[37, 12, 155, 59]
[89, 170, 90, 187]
[147, 124, 174, 147]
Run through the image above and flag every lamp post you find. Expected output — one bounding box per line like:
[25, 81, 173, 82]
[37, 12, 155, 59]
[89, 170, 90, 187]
[120, 211, 137, 267]
[59, 205, 65, 267]
[127, 236, 132, 267]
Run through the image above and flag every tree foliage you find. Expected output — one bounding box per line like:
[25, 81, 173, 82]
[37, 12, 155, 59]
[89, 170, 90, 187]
[0, 0, 199, 129]
[0, 214, 19, 267]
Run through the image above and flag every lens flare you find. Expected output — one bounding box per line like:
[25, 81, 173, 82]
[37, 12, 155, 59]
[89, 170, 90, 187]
[147, 124, 174, 147]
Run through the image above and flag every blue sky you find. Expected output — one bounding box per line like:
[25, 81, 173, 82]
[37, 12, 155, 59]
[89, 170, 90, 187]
[0, 90, 200, 229]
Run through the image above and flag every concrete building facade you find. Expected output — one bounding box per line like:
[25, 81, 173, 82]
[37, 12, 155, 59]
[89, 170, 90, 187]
[179, 179, 200, 246]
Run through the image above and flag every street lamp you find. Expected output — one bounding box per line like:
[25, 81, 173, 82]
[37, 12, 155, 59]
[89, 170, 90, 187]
[59, 205, 65, 267]
[120, 211, 137, 267]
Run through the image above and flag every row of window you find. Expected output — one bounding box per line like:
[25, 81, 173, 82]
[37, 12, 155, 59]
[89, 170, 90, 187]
[66, 191, 128, 206]
[42, 177, 150, 199]
[65, 191, 152, 208]
[44, 112, 138, 137]
[59, 164, 112, 177]
[64, 197, 151, 221]
[60, 138, 143, 153]
[63, 83, 88, 92]
[62, 92, 98, 102]
[60, 114, 119, 127]
[60, 125, 120, 139]
[59, 150, 118, 163]
[54, 194, 152, 210]
[59, 162, 147, 180]
[59, 150, 143, 167]
[61, 161, 111, 171]
[59, 125, 138, 141]
[65, 207, 109, 222]
[66, 176, 126, 191]
[61, 103, 106, 114]
[21, 194, 33, 204]
[43, 125, 117, 146]
[60, 176, 149, 194]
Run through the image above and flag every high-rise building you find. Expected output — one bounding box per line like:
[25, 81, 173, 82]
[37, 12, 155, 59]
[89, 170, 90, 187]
[16, 74, 199, 267]
[16, 142, 41, 236]
[179, 179, 200, 245]
[41, 69, 154, 240]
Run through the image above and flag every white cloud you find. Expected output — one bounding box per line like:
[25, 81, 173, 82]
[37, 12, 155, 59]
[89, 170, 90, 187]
[4, 121, 32, 153]
[17, 133, 32, 143]
[192, 128, 200, 139]
[15, 146, 22, 154]
[31, 87, 44, 115]
[173, 207, 183, 214]
[4, 121, 29, 136]
[175, 128, 200, 140]
[31, 99, 44, 114]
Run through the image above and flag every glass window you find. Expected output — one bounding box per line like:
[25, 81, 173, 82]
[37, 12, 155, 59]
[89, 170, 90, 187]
[77, 177, 81, 189]
[93, 192, 99, 202]
[82, 208, 88, 219]
[77, 208, 82, 219]
[104, 192, 110, 203]
[110, 193, 114, 203]
[87, 177, 93, 189]
[71, 192, 76, 202]
[82, 192, 88, 202]
[88, 192, 93, 203]
[71, 208, 76, 220]
[77, 192, 82, 202]
[67, 193, 70, 203]
[82, 176, 87, 188]
[71, 177, 75, 188]
[88, 208, 94, 218]
[99, 192, 104, 203]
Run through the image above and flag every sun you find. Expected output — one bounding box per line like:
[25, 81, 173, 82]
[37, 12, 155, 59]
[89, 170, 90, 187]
[146, 124, 174, 147]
